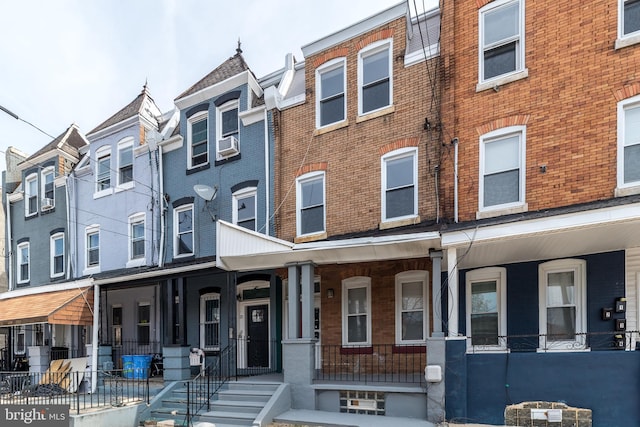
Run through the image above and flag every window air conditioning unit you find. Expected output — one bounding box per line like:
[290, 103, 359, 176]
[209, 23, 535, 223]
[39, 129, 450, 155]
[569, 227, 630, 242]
[217, 135, 239, 156]
[41, 198, 54, 210]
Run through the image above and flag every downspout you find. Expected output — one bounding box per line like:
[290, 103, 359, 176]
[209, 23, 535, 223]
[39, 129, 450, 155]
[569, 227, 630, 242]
[158, 144, 165, 268]
[91, 284, 99, 393]
[6, 192, 12, 291]
[453, 138, 459, 223]
[65, 175, 72, 279]
[264, 109, 270, 236]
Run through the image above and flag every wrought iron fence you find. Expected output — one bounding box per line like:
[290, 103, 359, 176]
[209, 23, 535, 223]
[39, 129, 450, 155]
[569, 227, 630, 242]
[0, 368, 150, 414]
[466, 330, 640, 353]
[49, 346, 86, 361]
[315, 343, 427, 384]
[100, 340, 161, 369]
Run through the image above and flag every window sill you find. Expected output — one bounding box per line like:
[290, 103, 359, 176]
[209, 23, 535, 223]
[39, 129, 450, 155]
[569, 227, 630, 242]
[476, 202, 528, 220]
[356, 105, 395, 123]
[294, 232, 327, 244]
[615, 33, 640, 50]
[83, 266, 100, 276]
[126, 258, 146, 268]
[476, 68, 529, 92]
[93, 189, 113, 199]
[186, 163, 211, 175]
[115, 182, 135, 193]
[379, 215, 420, 230]
[314, 120, 349, 136]
[615, 185, 640, 197]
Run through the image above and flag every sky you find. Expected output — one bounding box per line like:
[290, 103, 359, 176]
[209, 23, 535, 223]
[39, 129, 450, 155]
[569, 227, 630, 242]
[0, 0, 437, 170]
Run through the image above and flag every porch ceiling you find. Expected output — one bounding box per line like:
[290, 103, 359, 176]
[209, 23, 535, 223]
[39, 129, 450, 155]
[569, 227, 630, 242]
[0, 287, 94, 326]
[442, 202, 640, 270]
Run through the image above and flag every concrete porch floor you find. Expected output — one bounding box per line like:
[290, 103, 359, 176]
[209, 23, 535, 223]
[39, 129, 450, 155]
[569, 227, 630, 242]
[272, 409, 436, 427]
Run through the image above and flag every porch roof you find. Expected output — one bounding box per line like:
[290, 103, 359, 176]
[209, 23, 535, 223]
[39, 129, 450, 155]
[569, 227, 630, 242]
[0, 287, 94, 326]
[216, 220, 440, 271]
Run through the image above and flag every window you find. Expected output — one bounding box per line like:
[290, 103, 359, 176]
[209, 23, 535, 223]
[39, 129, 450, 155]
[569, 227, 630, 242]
[359, 40, 392, 115]
[86, 227, 100, 268]
[15, 326, 25, 354]
[17, 242, 29, 284]
[217, 101, 239, 158]
[617, 96, 640, 189]
[538, 259, 587, 351]
[316, 58, 346, 128]
[112, 306, 122, 346]
[233, 187, 257, 231]
[621, 0, 640, 38]
[466, 267, 507, 349]
[188, 111, 208, 168]
[200, 293, 220, 351]
[118, 138, 134, 186]
[25, 174, 38, 216]
[138, 303, 150, 345]
[33, 324, 44, 346]
[479, 0, 524, 82]
[129, 214, 145, 261]
[50, 233, 64, 278]
[382, 148, 417, 222]
[96, 148, 111, 192]
[342, 277, 371, 346]
[395, 271, 428, 344]
[174, 205, 194, 257]
[480, 126, 526, 210]
[41, 168, 54, 210]
[296, 172, 325, 237]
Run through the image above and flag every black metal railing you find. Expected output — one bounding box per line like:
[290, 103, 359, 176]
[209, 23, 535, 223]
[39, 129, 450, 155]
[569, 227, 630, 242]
[466, 330, 640, 353]
[185, 343, 236, 426]
[0, 368, 150, 414]
[315, 343, 427, 384]
[100, 340, 161, 369]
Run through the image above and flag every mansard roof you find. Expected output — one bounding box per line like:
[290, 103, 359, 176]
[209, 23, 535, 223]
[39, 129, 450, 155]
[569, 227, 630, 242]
[89, 84, 159, 135]
[19, 123, 88, 166]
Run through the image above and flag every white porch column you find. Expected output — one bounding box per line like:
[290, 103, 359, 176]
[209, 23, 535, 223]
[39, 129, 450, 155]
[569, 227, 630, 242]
[300, 263, 315, 339]
[287, 265, 300, 339]
[91, 283, 99, 393]
[447, 247, 459, 337]
[430, 250, 443, 336]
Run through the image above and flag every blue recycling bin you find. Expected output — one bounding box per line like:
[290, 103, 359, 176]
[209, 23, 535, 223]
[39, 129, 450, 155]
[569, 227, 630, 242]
[122, 355, 134, 379]
[132, 355, 153, 379]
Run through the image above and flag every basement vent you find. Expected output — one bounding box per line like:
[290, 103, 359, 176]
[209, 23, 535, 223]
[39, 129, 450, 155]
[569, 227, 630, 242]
[339, 390, 385, 416]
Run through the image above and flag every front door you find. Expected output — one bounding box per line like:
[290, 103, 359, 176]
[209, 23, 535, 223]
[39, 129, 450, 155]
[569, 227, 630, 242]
[246, 304, 269, 368]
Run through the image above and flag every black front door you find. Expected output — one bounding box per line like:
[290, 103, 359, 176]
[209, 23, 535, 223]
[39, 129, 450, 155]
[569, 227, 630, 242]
[246, 304, 269, 368]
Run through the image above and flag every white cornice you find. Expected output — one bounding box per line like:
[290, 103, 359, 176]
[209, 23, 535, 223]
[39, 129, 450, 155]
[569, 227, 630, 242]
[175, 71, 263, 111]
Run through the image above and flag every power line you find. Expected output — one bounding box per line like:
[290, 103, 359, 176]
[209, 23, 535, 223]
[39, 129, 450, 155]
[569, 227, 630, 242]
[0, 104, 57, 140]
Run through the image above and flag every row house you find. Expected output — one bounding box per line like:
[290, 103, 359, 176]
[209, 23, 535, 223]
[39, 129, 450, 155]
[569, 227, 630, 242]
[437, 0, 640, 425]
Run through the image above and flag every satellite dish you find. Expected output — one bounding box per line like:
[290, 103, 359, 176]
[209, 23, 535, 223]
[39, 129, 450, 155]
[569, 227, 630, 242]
[193, 184, 217, 201]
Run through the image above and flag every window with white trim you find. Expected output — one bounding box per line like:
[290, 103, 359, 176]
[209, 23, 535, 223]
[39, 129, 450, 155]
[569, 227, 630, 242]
[382, 148, 417, 222]
[296, 172, 325, 237]
[466, 267, 507, 349]
[86, 226, 100, 268]
[342, 277, 371, 346]
[233, 187, 257, 231]
[41, 167, 55, 210]
[479, 0, 524, 83]
[538, 259, 587, 351]
[25, 174, 38, 216]
[395, 271, 428, 344]
[138, 302, 151, 345]
[96, 147, 111, 192]
[188, 111, 208, 168]
[217, 100, 239, 158]
[50, 233, 64, 278]
[316, 58, 346, 128]
[617, 95, 640, 189]
[129, 213, 145, 261]
[112, 305, 123, 346]
[480, 126, 526, 210]
[15, 325, 26, 354]
[359, 40, 392, 115]
[621, 0, 640, 38]
[200, 292, 220, 351]
[17, 242, 29, 284]
[174, 204, 194, 257]
[118, 138, 134, 186]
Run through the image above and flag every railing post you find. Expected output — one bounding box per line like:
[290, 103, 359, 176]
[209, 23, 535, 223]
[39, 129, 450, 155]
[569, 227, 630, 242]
[185, 381, 191, 426]
[76, 371, 80, 415]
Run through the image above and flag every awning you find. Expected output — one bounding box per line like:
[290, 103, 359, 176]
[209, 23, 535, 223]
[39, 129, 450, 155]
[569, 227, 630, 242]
[0, 287, 94, 326]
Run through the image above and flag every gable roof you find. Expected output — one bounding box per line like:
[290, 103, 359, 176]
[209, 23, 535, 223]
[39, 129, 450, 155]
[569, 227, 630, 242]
[89, 84, 159, 135]
[175, 51, 252, 101]
[19, 123, 88, 167]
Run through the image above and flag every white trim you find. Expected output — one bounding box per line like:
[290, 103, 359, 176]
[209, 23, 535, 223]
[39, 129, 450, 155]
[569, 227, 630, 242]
[478, 0, 525, 85]
[395, 270, 429, 345]
[478, 125, 526, 213]
[296, 171, 326, 238]
[342, 277, 372, 346]
[236, 280, 271, 369]
[381, 147, 418, 223]
[187, 110, 209, 169]
[17, 241, 30, 284]
[50, 232, 65, 278]
[616, 94, 640, 190]
[538, 259, 587, 351]
[40, 166, 55, 211]
[358, 38, 393, 117]
[232, 187, 257, 231]
[116, 136, 135, 189]
[216, 100, 240, 160]
[174, 204, 194, 258]
[316, 58, 347, 129]
[200, 292, 221, 351]
[617, 0, 640, 45]
[127, 212, 146, 267]
[175, 71, 262, 111]
[0, 279, 93, 299]
[137, 301, 151, 344]
[24, 173, 38, 217]
[84, 224, 100, 275]
[465, 267, 507, 352]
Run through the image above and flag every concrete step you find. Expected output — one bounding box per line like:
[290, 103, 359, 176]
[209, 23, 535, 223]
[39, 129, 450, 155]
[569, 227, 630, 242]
[226, 381, 280, 392]
[196, 410, 255, 425]
[210, 399, 265, 414]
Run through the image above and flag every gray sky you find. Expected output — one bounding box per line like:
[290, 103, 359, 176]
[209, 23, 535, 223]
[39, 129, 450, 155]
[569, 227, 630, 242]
[0, 0, 437, 167]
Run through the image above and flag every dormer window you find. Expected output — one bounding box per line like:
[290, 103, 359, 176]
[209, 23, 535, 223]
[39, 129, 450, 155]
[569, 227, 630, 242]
[118, 137, 134, 187]
[25, 174, 38, 216]
[96, 146, 111, 193]
[188, 111, 209, 168]
[41, 167, 55, 210]
[217, 101, 239, 158]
